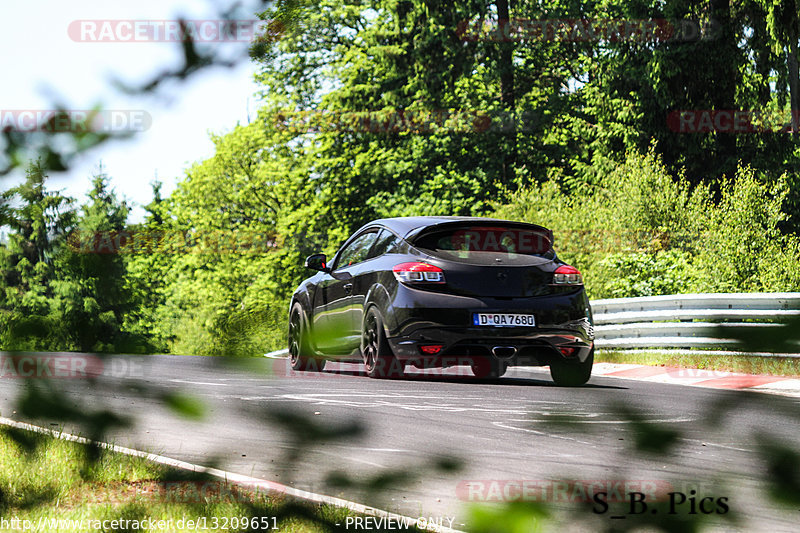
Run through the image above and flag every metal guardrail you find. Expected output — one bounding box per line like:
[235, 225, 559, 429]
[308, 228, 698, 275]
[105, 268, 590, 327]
[590, 293, 800, 350]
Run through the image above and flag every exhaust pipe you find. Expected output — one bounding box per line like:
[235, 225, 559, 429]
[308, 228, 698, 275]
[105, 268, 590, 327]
[491, 346, 518, 360]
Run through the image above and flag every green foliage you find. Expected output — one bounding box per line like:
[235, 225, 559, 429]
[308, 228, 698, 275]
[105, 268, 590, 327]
[6, 0, 800, 356]
[693, 168, 793, 292]
[467, 501, 548, 533]
[0, 162, 149, 352]
[593, 250, 697, 299]
[121, 116, 317, 355]
[127, 0, 800, 353]
[53, 169, 138, 352]
[3, 2, 800, 532]
[495, 150, 800, 299]
[121, 182, 173, 352]
[0, 161, 76, 350]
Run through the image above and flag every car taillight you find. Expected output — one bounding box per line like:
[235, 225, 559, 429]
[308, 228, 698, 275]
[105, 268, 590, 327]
[553, 265, 583, 285]
[393, 262, 445, 284]
[419, 344, 443, 355]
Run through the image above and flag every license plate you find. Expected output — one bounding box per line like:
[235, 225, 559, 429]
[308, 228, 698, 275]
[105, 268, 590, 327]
[473, 313, 535, 327]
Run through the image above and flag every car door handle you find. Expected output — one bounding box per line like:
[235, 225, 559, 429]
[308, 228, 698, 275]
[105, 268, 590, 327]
[343, 283, 353, 295]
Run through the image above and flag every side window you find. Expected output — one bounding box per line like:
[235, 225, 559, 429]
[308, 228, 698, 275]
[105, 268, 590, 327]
[334, 231, 379, 270]
[368, 229, 400, 259]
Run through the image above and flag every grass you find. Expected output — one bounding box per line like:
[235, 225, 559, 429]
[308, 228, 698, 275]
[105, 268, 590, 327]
[0, 426, 419, 532]
[596, 350, 800, 377]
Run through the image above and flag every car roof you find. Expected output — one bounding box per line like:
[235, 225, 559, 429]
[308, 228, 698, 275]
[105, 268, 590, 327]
[357, 216, 549, 239]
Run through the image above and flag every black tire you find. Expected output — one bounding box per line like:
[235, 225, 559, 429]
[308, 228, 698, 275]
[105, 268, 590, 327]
[362, 308, 403, 379]
[288, 303, 326, 372]
[471, 357, 507, 379]
[550, 348, 593, 386]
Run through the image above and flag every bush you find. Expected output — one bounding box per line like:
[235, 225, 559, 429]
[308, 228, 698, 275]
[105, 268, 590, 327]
[592, 250, 698, 298]
[693, 168, 793, 292]
[494, 150, 800, 299]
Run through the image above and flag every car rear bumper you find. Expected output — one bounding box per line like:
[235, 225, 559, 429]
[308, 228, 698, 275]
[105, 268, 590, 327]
[384, 285, 594, 366]
[388, 327, 593, 366]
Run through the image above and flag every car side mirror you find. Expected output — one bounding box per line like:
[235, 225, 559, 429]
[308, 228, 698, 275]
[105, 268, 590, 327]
[305, 253, 329, 272]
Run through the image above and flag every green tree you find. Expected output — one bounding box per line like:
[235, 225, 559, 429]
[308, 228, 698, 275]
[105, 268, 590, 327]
[0, 160, 76, 349]
[121, 181, 173, 352]
[122, 118, 316, 355]
[52, 166, 141, 352]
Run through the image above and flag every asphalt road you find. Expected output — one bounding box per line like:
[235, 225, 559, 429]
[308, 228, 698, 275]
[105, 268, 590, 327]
[1, 353, 798, 531]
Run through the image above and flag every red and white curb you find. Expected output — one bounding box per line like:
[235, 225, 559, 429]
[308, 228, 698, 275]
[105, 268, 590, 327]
[591, 363, 800, 398]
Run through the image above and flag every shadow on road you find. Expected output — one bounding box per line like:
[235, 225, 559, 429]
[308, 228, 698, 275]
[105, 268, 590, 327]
[288, 366, 630, 390]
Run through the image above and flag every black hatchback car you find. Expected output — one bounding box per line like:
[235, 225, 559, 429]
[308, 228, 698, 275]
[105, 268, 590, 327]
[288, 216, 594, 385]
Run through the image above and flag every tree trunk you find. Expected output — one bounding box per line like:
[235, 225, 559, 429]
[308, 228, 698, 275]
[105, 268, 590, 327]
[788, 28, 799, 136]
[710, 0, 738, 175]
[496, 0, 516, 188]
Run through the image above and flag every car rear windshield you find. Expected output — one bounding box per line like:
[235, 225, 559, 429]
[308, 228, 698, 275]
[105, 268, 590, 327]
[414, 225, 555, 262]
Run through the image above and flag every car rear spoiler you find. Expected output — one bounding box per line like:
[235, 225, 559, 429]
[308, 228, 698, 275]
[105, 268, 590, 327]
[404, 220, 555, 249]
